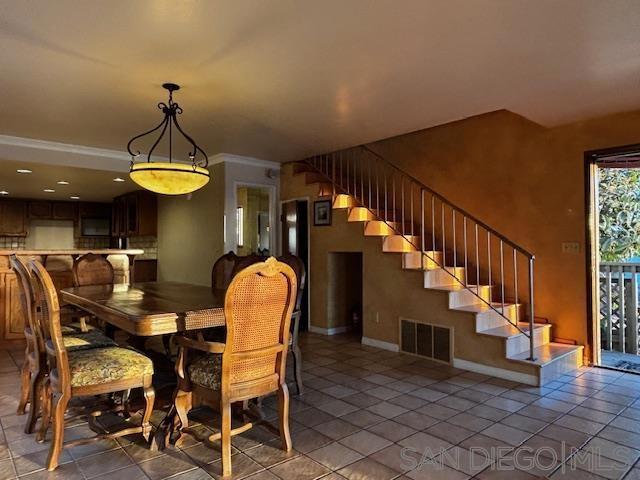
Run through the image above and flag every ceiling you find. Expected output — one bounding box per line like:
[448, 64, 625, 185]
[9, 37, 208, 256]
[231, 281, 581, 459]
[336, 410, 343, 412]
[1, 0, 640, 164]
[0, 159, 134, 202]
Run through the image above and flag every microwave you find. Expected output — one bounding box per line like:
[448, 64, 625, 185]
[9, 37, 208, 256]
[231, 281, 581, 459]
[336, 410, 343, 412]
[81, 217, 111, 236]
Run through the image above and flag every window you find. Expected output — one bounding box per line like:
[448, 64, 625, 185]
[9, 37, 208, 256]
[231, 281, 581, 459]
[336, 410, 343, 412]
[236, 206, 244, 247]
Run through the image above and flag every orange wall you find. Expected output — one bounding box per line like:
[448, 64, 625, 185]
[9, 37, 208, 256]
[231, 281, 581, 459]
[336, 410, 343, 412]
[282, 108, 640, 358]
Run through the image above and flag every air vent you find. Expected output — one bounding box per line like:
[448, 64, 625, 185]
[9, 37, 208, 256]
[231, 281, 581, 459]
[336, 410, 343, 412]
[399, 318, 452, 364]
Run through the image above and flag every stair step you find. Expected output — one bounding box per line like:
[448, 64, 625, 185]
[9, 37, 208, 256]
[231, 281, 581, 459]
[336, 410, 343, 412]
[508, 343, 583, 369]
[348, 207, 376, 222]
[305, 172, 326, 184]
[364, 220, 400, 236]
[447, 284, 493, 308]
[402, 251, 443, 270]
[424, 267, 465, 288]
[479, 322, 549, 338]
[317, 182, 334, 197]
[382, 235, 420, 253]
[333, 194, 356, 209]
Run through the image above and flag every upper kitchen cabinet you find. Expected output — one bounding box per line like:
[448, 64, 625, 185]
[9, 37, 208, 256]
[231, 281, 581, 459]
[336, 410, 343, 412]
[0, 199, 27, 236]
[112, 191, 157, 237]
[29, 200, 78, 221]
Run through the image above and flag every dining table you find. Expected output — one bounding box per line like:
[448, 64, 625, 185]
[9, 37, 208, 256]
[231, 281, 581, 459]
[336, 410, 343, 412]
[61, 281, 228, 449]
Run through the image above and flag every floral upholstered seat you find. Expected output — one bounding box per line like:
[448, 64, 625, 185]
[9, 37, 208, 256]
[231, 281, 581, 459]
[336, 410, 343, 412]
[188, 354, 222, 390]
[67, 347, 154, 388]
[60, 322, 96, 335]
[62, 330, 117, 352]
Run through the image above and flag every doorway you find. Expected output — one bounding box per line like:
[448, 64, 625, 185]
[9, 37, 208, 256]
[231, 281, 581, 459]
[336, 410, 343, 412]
[328, 252, 363, 338]
[236, 185, 272, 256]
[281, 199, 310, 331]
[586, 144, 640, 373]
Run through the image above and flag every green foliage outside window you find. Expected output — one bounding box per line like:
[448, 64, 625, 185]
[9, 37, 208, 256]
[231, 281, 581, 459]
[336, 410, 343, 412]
[599, 168, 640, 261]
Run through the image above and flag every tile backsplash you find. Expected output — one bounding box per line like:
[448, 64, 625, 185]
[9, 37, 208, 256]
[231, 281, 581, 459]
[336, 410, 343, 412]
[0, 236, 26, 250]
[128, 236, 157, 260]
[75, 236, 111, 250]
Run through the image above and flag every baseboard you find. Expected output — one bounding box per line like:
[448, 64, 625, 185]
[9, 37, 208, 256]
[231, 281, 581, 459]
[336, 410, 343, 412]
[361, 336, 400, 352]
[309, 325, 351, 336]
[453, 358, 538, 386]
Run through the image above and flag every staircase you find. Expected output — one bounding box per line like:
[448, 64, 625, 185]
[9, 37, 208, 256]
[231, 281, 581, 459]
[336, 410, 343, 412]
[294, 146, 583, 386]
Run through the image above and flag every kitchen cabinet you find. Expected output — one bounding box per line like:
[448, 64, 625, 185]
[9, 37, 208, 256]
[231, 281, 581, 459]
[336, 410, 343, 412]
[0, 200, 27, 236]
[0, 271, 26, 339]
[28, 201, 52, 219]
[112, 191, 157, 237]
[52, 202, 77, 221]
[133, 259, 157, 282]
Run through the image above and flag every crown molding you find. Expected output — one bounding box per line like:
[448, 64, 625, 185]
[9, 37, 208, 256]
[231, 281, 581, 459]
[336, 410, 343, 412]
[0, 135, 280, 172]
[210, 153, 281, 170]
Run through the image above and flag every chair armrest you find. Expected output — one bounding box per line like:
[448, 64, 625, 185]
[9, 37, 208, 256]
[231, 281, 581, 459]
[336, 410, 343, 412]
[173, 335, 226, 354]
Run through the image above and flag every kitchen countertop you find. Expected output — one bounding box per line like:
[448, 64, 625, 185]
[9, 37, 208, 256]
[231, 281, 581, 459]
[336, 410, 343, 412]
[0, 249, 145, 256]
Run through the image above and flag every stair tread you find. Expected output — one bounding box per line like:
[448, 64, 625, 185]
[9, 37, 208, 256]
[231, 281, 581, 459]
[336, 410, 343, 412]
[507, 343, 583, 366]
[428, 284, 490, 292]
[453, 302, 519, 313]
[479, 323, 549, 338]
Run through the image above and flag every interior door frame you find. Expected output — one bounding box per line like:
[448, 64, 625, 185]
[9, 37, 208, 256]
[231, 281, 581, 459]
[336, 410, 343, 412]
[279, 196, 311, 332]
[231, 181, 278, 255]
[584, 142, 640, 367]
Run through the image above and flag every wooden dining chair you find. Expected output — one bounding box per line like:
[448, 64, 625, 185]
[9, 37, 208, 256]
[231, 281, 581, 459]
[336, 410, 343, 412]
[211, 251, 238, 291]
[12, 255, 116, 435]
[278, 253, 306, 395]
[72, 253, 115, 286]
[172, 257, 297, 477]
[28, 259, 155, 471]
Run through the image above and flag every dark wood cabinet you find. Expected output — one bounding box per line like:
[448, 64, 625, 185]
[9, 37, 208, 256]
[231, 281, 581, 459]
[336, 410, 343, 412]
[133, 259, 157, 282]
[28, 201, 52, 219]
[112, 191, 157, 237]
[52, 202, 77, 221]
[0, 200, 27, 236]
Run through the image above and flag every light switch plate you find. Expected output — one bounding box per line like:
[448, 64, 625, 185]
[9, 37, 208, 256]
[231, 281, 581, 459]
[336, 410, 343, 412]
[562, 242, 580, 254]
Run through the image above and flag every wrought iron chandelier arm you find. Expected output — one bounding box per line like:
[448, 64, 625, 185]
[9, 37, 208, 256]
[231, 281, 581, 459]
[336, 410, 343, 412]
[172, 115, 209, 167]
[146, 116, 170, 163]
[127, 115, 169, 158]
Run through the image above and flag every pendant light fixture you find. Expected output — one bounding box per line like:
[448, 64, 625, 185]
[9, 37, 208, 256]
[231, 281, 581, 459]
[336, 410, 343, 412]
[127, 83, 209, 195]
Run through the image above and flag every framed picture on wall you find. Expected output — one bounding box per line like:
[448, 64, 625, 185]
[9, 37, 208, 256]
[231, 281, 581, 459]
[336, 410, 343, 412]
[314, 200, 332, 226]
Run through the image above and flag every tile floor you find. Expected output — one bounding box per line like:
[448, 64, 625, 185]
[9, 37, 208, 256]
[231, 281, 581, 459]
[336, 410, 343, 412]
[0, 333, 639, 479]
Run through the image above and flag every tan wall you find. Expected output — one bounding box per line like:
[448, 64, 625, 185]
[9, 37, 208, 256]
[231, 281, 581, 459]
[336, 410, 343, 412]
[157, 163, 225, 286]
[281, 108, 640, 359]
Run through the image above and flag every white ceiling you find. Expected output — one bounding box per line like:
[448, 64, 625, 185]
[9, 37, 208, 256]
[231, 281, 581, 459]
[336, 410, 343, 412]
[1, 0, 640, 164]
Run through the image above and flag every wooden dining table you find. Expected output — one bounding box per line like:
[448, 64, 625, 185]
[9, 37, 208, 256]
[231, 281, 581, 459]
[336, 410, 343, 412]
[61, 281, 228, 449]
[61, 281, 226, 336]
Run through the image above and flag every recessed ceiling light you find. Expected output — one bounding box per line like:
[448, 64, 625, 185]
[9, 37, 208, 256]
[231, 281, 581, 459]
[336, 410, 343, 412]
[0, 191, 8, 196]
[70, 195, 80, 200]
[113, 177, 125, 182]
[17, 169, 32, 174]
[57, 180, 70, 185]
[43, 189, 55, 193]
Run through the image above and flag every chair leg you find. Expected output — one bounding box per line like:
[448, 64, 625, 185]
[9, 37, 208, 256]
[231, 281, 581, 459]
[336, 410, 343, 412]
[173, 388, 192, 446]
[292, 346, 304, 395]
[46, 392, 70, 471]
[220, 399, 232, 477]
[277, 383, 292, 452]
[162, 335, 172, 357]
[25, 370, 45, 434]
[142, 386, 155, 442]
[17, 358, 31, 415]
[36, 378, 51, 443]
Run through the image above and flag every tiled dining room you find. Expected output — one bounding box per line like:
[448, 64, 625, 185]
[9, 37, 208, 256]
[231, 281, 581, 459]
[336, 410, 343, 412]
[3, 1, 640, 479]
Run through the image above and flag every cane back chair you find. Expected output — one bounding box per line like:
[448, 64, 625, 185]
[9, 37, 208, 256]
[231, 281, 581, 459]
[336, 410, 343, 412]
[172, 257, 297, 477]
[12, 255, 116, 435]
[277, 253, 306, 394]
[28, 259, 155, 471]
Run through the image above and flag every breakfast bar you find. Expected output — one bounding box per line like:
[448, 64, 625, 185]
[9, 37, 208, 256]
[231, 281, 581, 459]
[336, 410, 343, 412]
[0, 249, 143, 342]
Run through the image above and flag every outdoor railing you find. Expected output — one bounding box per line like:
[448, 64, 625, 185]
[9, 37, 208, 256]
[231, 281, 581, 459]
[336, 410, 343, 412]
[306, 145, 537, 361]
[600, 262, 640, 355]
